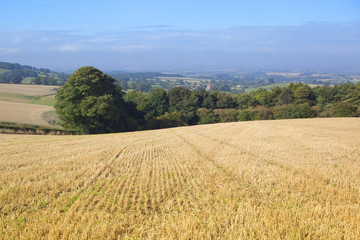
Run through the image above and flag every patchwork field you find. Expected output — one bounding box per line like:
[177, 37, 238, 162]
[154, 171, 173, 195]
[0, 83, 58, 96]
[0, 101, 54, 127]
[0, 83, 58, 127]
[1, 118, 359, 239]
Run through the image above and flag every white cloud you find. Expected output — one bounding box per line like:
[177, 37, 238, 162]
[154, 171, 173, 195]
[58, 45, 83, 52]
[0, 47, 20, 53]
[0, 22, 359, 70]
[110, 45, 150, 52]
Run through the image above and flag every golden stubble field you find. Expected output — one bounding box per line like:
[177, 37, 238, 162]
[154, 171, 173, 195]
[0, 101, 54, 127]
[0, 84, 58, 96]
[0, 118, 359, 239]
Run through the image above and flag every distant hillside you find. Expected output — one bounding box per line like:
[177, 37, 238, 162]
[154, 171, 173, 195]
[0, 61, 69, 85]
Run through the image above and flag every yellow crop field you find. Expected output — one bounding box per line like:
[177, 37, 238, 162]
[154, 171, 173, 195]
[0, 83, 58, 96]
[0, 101, 54, 127]
[1, 118, 359, 239]
[0, 84, 58, 127]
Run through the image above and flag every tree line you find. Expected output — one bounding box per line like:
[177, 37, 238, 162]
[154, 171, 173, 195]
[55, 67, 360, 134]
[124, 82, 360, 130]
[0, 61, 68, 85]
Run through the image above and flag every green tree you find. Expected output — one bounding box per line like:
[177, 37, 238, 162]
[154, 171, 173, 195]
[252, 88, 271, 107]
[168, 87, 199, 125]
[196, 108, 220, 124]
[202, 93, 218, 109]
[238, 110, 253, 121]
[143, 88, 169, 121]
[273, 103, 313, 119]
[329, 102, 356, 117]
[277, 88, 294, 105]
[55, 66, 127, 134]
[289, 83, 315, 105]
[216, 92, 236, 109]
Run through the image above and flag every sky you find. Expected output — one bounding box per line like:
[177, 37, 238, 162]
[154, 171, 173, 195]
[1, 0, 359, 72]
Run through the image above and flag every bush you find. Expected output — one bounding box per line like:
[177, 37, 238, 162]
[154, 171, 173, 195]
[214, 109, 238, 122]
[272, 103, 313, 119]
[254, 106, 273, 120]
[328, 102, 356, 117]
[238, 110, 254, 121]
[196, 108, 220, 124]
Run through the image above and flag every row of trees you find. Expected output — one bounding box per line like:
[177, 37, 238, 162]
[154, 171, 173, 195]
[55, 67, 360, 134]
[124, 82, 360, 129]
[0, 61, 68, 85]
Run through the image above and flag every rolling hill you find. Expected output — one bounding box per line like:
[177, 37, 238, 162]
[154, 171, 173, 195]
[0, 83, 60, 128]
[1, 118, 359, 239]
[0, 61, 68, 85]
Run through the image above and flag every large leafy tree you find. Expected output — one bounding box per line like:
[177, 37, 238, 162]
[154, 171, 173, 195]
[143, 88, 169, 121]
[55, 66, 127, 134]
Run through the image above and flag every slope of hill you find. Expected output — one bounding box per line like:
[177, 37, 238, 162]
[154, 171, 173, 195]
[0, 61, 68, 85]
[0, 83, 60, 128]
[1, 118, 359, 239]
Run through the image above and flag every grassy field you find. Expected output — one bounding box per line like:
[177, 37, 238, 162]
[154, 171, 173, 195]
[0, 84, 58, 127]
[1, 118, 359, 239]
[0, 83, 59, 96]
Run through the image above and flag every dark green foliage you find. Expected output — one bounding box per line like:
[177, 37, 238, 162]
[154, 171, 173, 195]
[197, 108, 220, 124]
[328, 102, 356, 117]
[146, 112, 182, 129]
[277, 88, 294, 105]
[254, 106, 273, 120]
[235, 94, 257, 109]
[168, 87, 200, 125]
[202, 94, 218, 109]
[214, 109, 238, 122]
[143, 89, 169, 121]
[216, 92, 236, 109]
[168, 87, 192, 108]
[55, 70, 359, 134]
[273, 103, 313, 119]
[133, 82, 359, 130]
[252, 88, 272, 107]
[313, 86, 336, 106]
[268, 87, 282, 106]
[290, 83, 315, 105]
[55, 67, 127, 134]
[238, 110, 255, 121]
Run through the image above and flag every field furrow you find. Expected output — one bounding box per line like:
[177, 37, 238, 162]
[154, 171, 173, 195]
[0, 118, 359, 239]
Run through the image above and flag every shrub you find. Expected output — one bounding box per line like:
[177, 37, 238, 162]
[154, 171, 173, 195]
[196, 108, 220, 124]
[329, 102, 356, 117]
[214, 109, 238, 122]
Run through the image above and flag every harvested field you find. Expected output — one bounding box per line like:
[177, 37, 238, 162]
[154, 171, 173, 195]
[0, 118, 359, 239]
[0, 83, 58, 96]
[0, 101, 54, 126]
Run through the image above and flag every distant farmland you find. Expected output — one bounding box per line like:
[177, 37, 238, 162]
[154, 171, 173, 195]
[0, 101, 54, 126]
[0, 83, 58, 96]
[0, 83, 58, 127]
[1, 118, 359, 239]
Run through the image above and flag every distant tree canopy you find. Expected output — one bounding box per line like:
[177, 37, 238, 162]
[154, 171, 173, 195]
[55, 67, 128, 134]
[0, 61, 68, 85]
[121, 82, 360, 131]
[55, 66, 360, 134]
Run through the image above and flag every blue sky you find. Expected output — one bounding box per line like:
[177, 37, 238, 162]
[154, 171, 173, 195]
[1, 0, 359, 71]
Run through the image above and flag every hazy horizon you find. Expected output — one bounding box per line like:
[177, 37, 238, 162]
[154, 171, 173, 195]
[1, 0, 359, 72]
